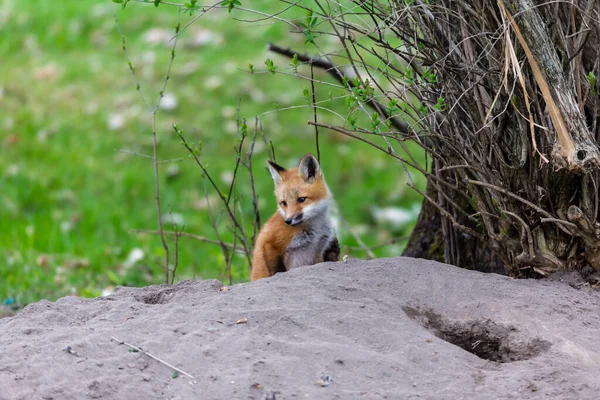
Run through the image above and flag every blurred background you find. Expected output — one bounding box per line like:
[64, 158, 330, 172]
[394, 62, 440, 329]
[0, 0, 425, 307]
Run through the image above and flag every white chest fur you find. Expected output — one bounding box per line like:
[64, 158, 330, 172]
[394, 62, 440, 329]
[284, 218, 335, 270]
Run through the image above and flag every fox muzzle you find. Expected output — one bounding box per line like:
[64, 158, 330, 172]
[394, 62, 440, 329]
[284, 213, 304, 226]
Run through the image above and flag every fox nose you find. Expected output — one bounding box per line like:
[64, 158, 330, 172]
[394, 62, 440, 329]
[285, 213, 303, 226]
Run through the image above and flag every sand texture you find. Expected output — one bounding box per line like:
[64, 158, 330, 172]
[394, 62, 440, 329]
[2, 257, 600, 399]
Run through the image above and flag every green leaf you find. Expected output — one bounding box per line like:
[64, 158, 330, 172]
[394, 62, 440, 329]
[404, 67, 414, 84]
[348, 114, 357, 129]
[305, 9, 317, 28]
[371, 111, 380, 130]
[112, 0, 124, 3]
[342, 75, 349, 88]
[300, 9, 319, 44]
[264, 58, 277, 74]
[290, 53, 299, 73]
[221, 0, 241, 13]
[434, 96, 446, 112]
[588, 71, 597, 96]
[184, 1, 200, 16]
[303, 30, 316, 45]
[421, 68, 437, 84]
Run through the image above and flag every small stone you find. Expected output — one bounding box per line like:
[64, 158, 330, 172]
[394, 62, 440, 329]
[317, 375, 331, 387]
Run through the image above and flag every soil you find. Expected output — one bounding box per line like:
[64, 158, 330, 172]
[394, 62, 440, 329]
[2, 257, 600, 399]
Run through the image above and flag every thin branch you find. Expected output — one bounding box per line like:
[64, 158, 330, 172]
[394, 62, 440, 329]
[242, 117, 261, 248]
[268, 42, 410, 134]
[117, 9, 183, 284]
[226, 100, 246, 206]
[167, 207, 183, 284]
[110, 336, 196, 380]
[342, 218, 376, 259]
[227, 214, 237, 286]
[346, 236, 409, 252]
[310, 63, 321, 163]
[132, 229, 244, 253]
[204, 175, 233, 275]
[174, 126, 253, 266]
[465, 179, 577, 234]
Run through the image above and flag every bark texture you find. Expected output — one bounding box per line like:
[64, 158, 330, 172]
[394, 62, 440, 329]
[403, 180, 506, 275]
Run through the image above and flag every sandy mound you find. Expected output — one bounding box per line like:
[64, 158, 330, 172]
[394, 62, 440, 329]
[1, 257, 600, 399]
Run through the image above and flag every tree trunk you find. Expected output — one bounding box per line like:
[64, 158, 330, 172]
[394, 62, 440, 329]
[398, 0, 600, 277]
[403, 179, 507, 275]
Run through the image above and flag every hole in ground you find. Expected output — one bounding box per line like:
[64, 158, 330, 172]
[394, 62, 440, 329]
[134, 288, 175, 305]
[402, 306, 550, 363]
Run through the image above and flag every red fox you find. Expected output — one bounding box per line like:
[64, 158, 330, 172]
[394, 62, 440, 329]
[251, 154, 340, 281]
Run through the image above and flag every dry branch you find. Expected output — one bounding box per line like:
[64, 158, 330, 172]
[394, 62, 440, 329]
[501, 0, 600, 171]
[268, 42, 411, 135]
[132, 230, 243, 253]
[110, 336, 196, 380]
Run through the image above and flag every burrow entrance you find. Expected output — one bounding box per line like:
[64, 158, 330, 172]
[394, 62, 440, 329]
[402, 306, 550, 363]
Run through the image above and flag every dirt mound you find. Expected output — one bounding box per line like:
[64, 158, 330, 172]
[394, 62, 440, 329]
[2, 257, 600, 399]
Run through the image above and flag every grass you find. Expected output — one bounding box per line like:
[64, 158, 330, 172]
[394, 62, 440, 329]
[0, 0, 426, 306]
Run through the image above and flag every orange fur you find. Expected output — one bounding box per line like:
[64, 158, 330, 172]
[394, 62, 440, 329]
[251, 213, 302, 280]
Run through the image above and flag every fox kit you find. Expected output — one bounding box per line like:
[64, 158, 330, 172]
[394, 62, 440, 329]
[251, 154, 339, 281]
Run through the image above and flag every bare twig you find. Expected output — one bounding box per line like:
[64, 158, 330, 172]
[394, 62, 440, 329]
[116, 10, 182, 284]
[342, 219, 376, 259]
[310, 63, 321, 163]
[110, 336, 196, 380]
[346, 236, 409, 252]
[203, 175, 233, 277]
[242, 117, 262, 247]
[132, 229, 243, 253]
[167, 207, 184, 284]
[228, 217, 237, 286]
[268, 42, 410, 135]
[174, 126, 253, 266]
[226, 100, 246, 206]
[465, 179, 577, 235]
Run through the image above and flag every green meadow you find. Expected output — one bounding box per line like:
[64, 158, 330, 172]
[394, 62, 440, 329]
[0, 0, 425, 306]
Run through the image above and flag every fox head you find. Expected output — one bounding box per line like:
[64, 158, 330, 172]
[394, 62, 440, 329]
[267, 154, 331, 227]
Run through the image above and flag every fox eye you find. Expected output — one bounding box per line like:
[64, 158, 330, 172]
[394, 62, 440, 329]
[297, 197, 306, 203]
[280, 201, 287, 207]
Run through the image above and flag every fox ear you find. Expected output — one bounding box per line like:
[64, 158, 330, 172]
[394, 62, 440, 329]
[298, 154, 321, 183]
[267, 160, 286, 184]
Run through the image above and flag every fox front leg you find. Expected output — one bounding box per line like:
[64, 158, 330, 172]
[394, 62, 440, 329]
[322, 236, 340, 262]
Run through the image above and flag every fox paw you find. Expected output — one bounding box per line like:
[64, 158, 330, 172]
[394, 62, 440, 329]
[323, 236, 340, 262]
